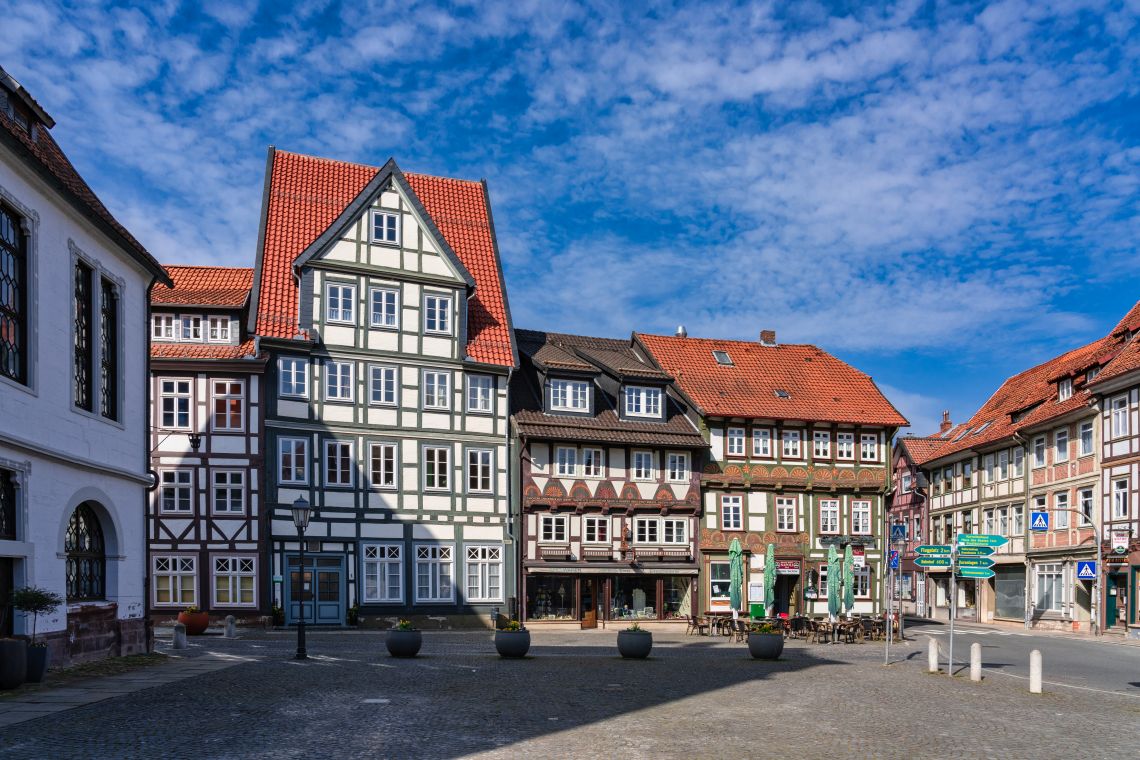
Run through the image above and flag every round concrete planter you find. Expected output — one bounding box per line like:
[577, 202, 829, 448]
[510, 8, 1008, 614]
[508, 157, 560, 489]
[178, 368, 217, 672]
[177, 611, 210, 636]
[25, 645, 49, 683]
[386, 629, 423, 658]
[616, 630, 653, 659]
[494, 629, 531, 658]
[0, 639, 27, 690]
[747, 632, 784, 660]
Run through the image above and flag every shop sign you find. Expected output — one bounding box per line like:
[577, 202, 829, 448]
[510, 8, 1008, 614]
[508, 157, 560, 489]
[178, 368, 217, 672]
[776, 559, 801, 575]
[819, 535, 877, 547]
[1111, 529, 1129, 555]
[852, 545, 866, 569]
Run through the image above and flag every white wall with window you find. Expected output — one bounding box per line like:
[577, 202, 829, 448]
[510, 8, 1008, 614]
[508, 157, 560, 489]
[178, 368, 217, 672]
[415, 544, 454, 602]
[213, 556, 256, 607]
[362, 544, 402, 603]
[465, 545, 502, 602]
[152, 555, 196, 606]
[540, 514, 567, 542]
[721, 495, 742, 530]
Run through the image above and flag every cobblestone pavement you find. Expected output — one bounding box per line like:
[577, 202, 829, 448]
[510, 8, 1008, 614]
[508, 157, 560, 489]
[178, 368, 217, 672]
[1, 629, 1137, 759]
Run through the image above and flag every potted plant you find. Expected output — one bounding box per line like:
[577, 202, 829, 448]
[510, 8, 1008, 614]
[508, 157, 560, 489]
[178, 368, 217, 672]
[271, 605, 285, 627]
[0, 593, 26, 690]
[11, 586, 63, 683]
[616, 622, 652, 659]
[494, 619, 531, 658]
[177, 604, 210, 636]
[747, 621, 784, 660]
[347, 604, 360, 627]
[385, 619, 422, 658]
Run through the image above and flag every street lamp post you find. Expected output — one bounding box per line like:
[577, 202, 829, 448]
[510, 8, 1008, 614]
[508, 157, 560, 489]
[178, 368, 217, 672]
[291, 496, 312, 660]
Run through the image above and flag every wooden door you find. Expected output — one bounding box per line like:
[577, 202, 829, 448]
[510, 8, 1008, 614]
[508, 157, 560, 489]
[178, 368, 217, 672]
[580, 578, 598, 629]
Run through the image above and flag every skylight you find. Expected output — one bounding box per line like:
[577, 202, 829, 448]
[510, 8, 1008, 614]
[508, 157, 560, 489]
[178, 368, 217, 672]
[712, 350, 733, 366]
[972, 421, 992, 436]
[774, 389, 790, 399]
[952, 427, 972, 442]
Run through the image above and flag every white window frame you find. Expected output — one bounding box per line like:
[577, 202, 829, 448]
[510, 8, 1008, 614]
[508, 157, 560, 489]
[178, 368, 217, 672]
[663, 518, 686, 544]
[369, 287, 399, 329]
[582, 448, 604, 478]
[860, 433, 878, 461]
[465, 545, 503, 603]
[721, 495, 742, 530]
[1078, 487, 1093, 526]
[211, 379, 245, 432]
[212, 555, 257, 607]
[423, 445, 451, 491]
[152, 314, 174, 340]
[711, 561, 732, 602]
[1058, 378, 1072, 401]
[540, 514, 567, 543]
[207, 316, 230, 342]
[159, 379, 192, 429]
[362, 544, 402, 603]
[180, 315, 202, 341]
[278, 357, 308, 398]
[466, 374, 494, 413]
[324, 440, 354, 488]
[1079, 421, 1094, 456]
[424, 293, 452, 334]
[1054, 428, 1069, 463]
[1012, 447, 1024, 477]
[583, 516, 609, 544]
[549, 379, 589, 412]
[369, 365, 398, 406]
[1011, 505, 1024, 535]
[813, 431, 830, 459]
[279, 437, 308, 485]
[752, 428, 772, 457]
[415, 544, 454, 603]
[776, 496, 797, 532]
[325, 360, 354, 402]
[998, 449, 1009, 481]
[368, 442, 398, 490]
[159, 470, 192, 513]
[152, 555, 196, 607]
[555, 446, 577, 477]
[1110, 395, 1129, 439]
[836, 432, 855, 460]
[726, 427, 745, 457]
[371, 210, 400, 244]
[666, 452, 689, 483]
[634, 517, 659, 544]
[1054, 492, 1069, 529]
[853, 567, 872, 599]
[782, 430, 802, 459]
[422, 370, 450, 410]
[325, 282, 355, 324]
[1112, 479, 1129, 519]
[632, 450, 654, 481]
[624, 386, 662, 418]
[819, 499, 840, 534]
[1033, 436, 1046, 468]
[211, 470, 245, 514]
[467, 448, 493, 493]
[1035, 562, 1064, 613]
[851, 500, 872, 535]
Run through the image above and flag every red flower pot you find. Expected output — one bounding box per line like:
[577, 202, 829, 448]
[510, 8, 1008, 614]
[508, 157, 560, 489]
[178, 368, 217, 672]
[177, 611, 210, 636]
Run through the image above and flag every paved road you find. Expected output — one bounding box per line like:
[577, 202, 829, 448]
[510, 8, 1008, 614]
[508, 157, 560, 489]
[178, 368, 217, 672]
[1, 629, 1138, 759]
[902, 618, 1140, 697]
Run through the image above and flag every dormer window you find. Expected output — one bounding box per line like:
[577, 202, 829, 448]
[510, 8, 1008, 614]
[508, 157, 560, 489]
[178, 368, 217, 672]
[208, 316, 230, 342]
[371, 211, 399, 244]
[152, 315, 174, 340]
[180, 315, 202, 341]
[712, 350, 733, 366]
[1058, 378, 1072, 401]
[550, 379, 589, 412]
[625, 386, 662, 418]
[1087, 366, 1100, 381]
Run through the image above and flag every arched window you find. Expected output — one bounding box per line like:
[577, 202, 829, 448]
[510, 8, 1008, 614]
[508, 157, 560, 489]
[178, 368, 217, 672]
[65, 503, 105, 600]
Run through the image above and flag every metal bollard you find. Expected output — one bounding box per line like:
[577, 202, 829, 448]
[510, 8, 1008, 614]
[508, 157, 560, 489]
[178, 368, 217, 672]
[928, 637, 938, 673]
[1029, 649, 1042, 694]
[970, 642, 982, 682]
[172, 621, 188, 650]
[224, 615, 237, 638]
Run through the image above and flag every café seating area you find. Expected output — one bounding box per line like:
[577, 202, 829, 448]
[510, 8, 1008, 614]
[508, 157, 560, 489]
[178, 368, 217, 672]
[685, 613, 894, 644]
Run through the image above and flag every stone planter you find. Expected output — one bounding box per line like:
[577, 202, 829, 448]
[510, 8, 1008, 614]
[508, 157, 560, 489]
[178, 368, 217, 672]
[747, 632, 784, 660]
[386, 629, 423, 658]
[177, 611, 210, 636]
[25, 645, 49, 683]
[616, 630, 652, 659]
[0, 638, 27, 690]
[494, 629, 531, 658]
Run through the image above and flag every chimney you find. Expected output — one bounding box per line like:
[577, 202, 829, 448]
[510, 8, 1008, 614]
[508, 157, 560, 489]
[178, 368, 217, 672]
[675, 325, 688, 338]
[759, 329, 776, 346]
[940, 410, 952, 433]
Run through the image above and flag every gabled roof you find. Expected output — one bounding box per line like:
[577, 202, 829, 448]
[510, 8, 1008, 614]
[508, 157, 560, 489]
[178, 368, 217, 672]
[512, 329, 707, 448]
[635, 333, 908, 427]
[899, 435, 953, 465]
[0, 65, 169, 285]
[151, 339, 259, 361]
[1088, 337, 1140, 385]
[1110, 300, 1140, 337]
[250, 148, 515, 367]
[153, 265, 253, 308]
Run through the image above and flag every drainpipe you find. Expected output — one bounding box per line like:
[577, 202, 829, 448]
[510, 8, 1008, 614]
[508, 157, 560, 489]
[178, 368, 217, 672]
[503, 368, 515, 621]
[1012, 432, 1032, 630]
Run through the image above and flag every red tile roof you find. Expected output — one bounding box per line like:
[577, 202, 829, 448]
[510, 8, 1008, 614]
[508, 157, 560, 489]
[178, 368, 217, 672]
[153, 265, 253, 307]
[252, 149, 515, 366]
[636, 334, 908, 427]
[899, 435, 953, 464]
[151, 339, 258, 360]
[1088, 333, 1140, 385]
[1110, 300, 1140, 337]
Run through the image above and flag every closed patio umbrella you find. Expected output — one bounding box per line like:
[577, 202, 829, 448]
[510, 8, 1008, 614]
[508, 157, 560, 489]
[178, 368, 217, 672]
[728, 538, 743, 612]
[764, 543, 777, 617]
[843, 544, 855, 616]
[826, 544, 840, 621]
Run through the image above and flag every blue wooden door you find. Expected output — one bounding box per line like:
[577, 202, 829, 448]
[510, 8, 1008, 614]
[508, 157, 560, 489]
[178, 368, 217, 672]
[287, 556, 345, 625]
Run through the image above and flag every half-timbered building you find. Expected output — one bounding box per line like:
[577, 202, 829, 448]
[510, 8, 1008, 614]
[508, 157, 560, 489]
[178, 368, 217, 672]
[638, 329, 907, 619]
[250, 150, 516, 628]
[888, 430, 947, 617]
[512, 330, 707, 627]
[147, 265, 267, 624]
[0, 66, 170, 662]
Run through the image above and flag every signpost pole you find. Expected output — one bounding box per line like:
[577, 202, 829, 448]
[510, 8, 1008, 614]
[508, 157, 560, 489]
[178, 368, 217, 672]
[948, 539, 956, 677]
[885, 559, 891, 665]
[897, 539, 906, 641]
[1096, 523, 1103, 636]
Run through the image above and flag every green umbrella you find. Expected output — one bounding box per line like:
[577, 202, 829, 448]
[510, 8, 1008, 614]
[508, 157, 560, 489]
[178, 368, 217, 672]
[728, 538, 743, 611]
[843, 544, 855, 615]
[764, 543, 777, 617]
[826, 544, 841, 620]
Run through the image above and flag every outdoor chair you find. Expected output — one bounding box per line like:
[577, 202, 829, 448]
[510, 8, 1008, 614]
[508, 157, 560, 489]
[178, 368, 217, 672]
[860, 618, 875, 642]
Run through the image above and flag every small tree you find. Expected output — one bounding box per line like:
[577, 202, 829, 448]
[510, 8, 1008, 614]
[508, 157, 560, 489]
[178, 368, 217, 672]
[11, 587, 63, 645]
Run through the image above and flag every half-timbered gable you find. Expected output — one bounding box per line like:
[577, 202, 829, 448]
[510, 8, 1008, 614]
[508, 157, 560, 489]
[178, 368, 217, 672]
[512, 330, 707, 626]
[637, 330, 907, 619]
[251, 149, 516, 628]
[148, 265, 267, 622]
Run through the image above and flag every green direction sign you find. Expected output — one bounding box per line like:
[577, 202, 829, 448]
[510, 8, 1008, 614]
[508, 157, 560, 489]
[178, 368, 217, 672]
[914, 556, 952, 568]
[957, 534, 1009, 548]
[957, 557, 995, 569]
[957, 567, 996, 579]
[916, 545, 952, 556]
[956, 546, 995, 557]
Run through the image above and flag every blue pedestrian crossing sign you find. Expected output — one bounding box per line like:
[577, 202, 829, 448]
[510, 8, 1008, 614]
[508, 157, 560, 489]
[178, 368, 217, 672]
[890, 524, 907, 541]
[1076, 561, 1097, 580]
[1030, 511, 1050, 531]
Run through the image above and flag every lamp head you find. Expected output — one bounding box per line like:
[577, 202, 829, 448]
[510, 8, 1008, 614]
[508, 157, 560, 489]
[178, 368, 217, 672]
[291, 497, 311, 530]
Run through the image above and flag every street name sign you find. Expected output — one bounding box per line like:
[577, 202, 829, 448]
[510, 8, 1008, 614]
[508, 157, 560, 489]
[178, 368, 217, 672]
[1030, 512, 1049, 531]
[956, 567, 996, 579]
[915, 556, 952, 568]
[916, 545, 952, 555]
[1076, 561, 1097, 580]
[956, 546, 995, 557]
[957, 557, 995, 569]
[957, 534, 1008, 548]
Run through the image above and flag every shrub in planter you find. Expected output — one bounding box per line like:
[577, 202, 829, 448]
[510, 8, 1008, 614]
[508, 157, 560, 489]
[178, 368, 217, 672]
[494, 620, 531, 658]
[11, 586, 63, 683]
[747, 622, 784, 660]
[616, 622, 653, 659]
[177, 605, 210, 636]
[386, 619, 422, 658]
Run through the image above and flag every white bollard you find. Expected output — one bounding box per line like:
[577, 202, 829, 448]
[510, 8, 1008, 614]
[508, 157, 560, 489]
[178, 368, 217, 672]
[1029, 649, 1042, 694]
[224, 615, 237, 638]
[172, 621, 188, 650]
[970, 642, 982, 682]
[928, 637, 939, 673]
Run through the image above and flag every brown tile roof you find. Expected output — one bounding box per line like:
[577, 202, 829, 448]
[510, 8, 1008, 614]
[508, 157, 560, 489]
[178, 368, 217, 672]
[151, 339, 258, 361]
[153, 265, 253, 308]
[899, 435, 953, 464]
[636, 333, 908, 427]
[0, 67, 168, 285]
[252, 149, 515, 366]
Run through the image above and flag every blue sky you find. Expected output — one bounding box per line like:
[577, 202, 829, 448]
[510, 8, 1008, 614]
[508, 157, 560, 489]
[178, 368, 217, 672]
[3, 0, 1139, 434]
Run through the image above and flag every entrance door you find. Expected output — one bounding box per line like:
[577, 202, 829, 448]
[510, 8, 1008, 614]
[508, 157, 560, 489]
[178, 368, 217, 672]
[287, 555, 345, 625]
[1107, 574, 1125, 628]
[580, 578, 598, 629]
[774, 575, 798, 616]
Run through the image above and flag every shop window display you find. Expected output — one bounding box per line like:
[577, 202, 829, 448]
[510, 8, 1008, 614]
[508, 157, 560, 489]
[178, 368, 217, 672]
[526, 575, 576, 620]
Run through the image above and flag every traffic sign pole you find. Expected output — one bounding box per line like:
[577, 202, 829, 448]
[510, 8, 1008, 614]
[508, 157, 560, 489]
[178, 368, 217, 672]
[948, 538, 956, 677]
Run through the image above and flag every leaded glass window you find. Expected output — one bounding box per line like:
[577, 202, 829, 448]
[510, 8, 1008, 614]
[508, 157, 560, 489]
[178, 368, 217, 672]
[73, 260, 93, 410]
[0, 204, 27, 384]
[99, 278, 118, 420]
[65, 502, 105, 600]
